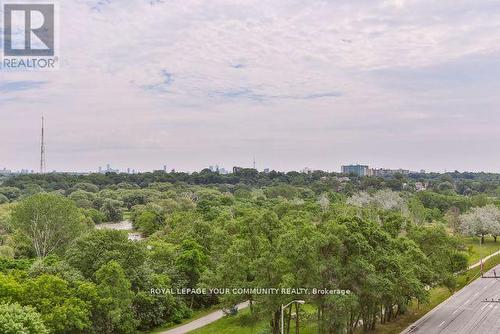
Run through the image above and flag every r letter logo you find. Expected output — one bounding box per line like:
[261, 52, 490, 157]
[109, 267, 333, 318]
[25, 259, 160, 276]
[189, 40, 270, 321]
[4, 4, 55, 56]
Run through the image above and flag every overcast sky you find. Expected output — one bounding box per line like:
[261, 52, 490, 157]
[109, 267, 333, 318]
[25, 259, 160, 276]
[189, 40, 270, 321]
[1, 0, 500, 173]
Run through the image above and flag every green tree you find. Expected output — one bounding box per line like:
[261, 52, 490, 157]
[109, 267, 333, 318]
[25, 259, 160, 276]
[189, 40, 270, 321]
[0, 273, 24, 304]
[0, 187, 21, 201]
[0, 303, 48, 334]
[23, 274, 92, 333]
[70, 183, 99, 193]
[65, 229, 146, 281]
[11, 194, 86, 258]
[82, 208, 106, 225]
[132, 274, 180, 330]
[100, 199, 124, 222]
[68, 190, 96, 209]
[0, 194, 8, 205]
[134, 210, 163, 236]
[176, 239, 207, 289]
[94, 261, 137, 334]
[176, 239, 208, 308]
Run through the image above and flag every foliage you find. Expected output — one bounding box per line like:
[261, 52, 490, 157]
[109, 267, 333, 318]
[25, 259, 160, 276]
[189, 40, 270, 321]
[10, 194, 87, 258]
[23, 274, 92, 333]
[0, 303, 48, 334]
[93, 261, 137, 334]
[460, 204, 500, 241]
[65, 229, 146, 281]
[100, 199, 124, 222]
[0, 170, 499, 333]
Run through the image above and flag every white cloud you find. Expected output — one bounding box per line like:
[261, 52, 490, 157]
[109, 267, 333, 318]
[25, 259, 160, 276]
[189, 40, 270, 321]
[1, 0, 500, 172]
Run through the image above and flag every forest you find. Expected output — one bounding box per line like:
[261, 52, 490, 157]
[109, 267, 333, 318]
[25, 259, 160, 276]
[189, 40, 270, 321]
[0, 169, 499, 333]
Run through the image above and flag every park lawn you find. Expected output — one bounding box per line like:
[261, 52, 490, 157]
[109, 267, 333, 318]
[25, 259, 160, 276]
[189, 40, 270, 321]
[190, 305, 318, 334]
[463, 236, 500, 265]
[189, 309, 267, 334]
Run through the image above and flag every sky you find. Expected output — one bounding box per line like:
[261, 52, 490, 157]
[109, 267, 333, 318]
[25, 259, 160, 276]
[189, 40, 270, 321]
[1, 0, 500, 173]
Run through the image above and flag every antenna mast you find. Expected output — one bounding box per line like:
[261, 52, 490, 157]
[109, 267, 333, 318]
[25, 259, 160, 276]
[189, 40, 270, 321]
[40, 116, 46, 174]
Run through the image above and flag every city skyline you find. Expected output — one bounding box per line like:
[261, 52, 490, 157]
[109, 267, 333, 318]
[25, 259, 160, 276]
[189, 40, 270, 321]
[0, 161, 494, 175]
[2, 1, 500, 172]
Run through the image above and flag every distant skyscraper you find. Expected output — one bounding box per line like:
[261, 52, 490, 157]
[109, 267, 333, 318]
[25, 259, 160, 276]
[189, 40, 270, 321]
[341, 164, 370, 177]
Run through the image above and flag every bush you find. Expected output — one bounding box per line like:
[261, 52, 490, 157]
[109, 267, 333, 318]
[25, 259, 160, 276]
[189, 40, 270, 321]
[0, 303, 48, 334]
[0, 194, 9, 205]
[0, 246, 14, 259]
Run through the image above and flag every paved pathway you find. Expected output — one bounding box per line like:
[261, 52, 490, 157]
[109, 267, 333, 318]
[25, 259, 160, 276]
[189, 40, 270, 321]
[467, 250, 500, 270]
[159, 301, 250, 334]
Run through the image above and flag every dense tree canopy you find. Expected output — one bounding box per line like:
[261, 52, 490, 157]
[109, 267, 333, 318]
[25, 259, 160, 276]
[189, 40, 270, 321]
[0, 170, 498, 333]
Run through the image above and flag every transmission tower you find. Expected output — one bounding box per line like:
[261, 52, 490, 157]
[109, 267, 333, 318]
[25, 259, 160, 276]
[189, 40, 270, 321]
[40, 116, 46, 174]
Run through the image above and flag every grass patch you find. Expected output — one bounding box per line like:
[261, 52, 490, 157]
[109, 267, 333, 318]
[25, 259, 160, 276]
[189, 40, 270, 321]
[463, 236, 500, 265]
[190, 305, 318, 334]
[147, 307, 219, 333]
[189, 308, 267, 334]
[123, 211, 131, 220]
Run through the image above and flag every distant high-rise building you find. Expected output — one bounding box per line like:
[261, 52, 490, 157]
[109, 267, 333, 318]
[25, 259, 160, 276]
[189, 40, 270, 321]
[209, 165, 220, 173]
[341, 164, 370, 177]
[302, 167, 312, 174]
[371, 168, 411, 177]
[99, 164, 119, 174]
[0, 168, 12, 175]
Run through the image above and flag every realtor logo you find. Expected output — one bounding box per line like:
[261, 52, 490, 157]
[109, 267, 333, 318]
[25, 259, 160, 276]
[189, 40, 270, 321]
[4, 4, 55, 56]
[1, 2, 59, 70]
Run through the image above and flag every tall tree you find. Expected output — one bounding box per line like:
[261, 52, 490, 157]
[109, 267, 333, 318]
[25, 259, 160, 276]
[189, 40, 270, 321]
[94, 261, 137, 334]
[11, 194, 86, 258]
[460, 205, 500, 242]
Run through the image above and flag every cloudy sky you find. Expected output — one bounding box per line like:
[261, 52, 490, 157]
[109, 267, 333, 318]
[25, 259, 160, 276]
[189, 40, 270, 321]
[1, 0, 500, 173]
